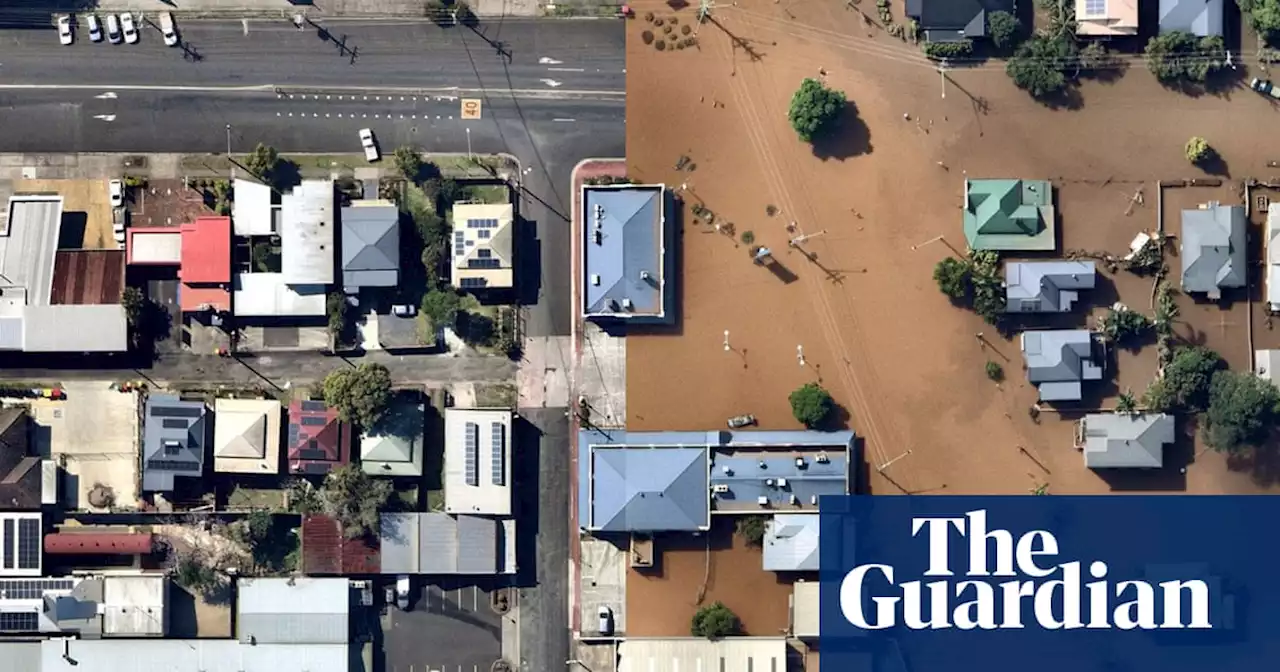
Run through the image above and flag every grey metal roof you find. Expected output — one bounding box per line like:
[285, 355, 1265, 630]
[1082, 413, 1175, 468]
[762, 514, 820, 571]
[22, 305, 128, 353]
[590, 446, 709, 531]
[1005, 261, 1096, 313]
[141, 395, 207, 492]
[380, 513, 513, 575]
[237, 577, 349, 644]
[1158, 0, 1222, 35]
[1182, 204, 1245, 298]
[582, 186, 666, 318]
[281, 180, 335, 284]
[360, 402, 425, 477]
[0, 196, 61, 307]
[21, 638, 348, 672]
[1021, 330, 1103, 402]
[341, 203, 400, 289]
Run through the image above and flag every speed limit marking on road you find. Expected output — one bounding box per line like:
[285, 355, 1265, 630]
[461, 99, 482, 119]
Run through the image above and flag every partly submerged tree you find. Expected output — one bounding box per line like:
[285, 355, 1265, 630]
[787, 78, 848, 142]
[1098, 306, 1153, 346]
[245, 143, 281, 182]
[736, 516, 767, 546]
[1142, 346, 1224, 413]
[1203, 370, 1280, 454]
[1006, 36, 1072, 98]
[1186, 136, 1213, 164]
[933, 257, 972, 300]
[1145, 32, 1225, 84]
[322, 363, 393, 429]
[987, 10, 1022, 51]
[691, 602, 741, 638]
[789, 382, 834, 428]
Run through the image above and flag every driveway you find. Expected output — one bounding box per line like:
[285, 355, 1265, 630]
[384, 578, 505, 672]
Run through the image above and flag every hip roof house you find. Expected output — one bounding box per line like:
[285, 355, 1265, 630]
[1076, 0, 1138, 35]
[963, 179, 1056, 251]
[287, 401, 351, 476]
[141, 395, 207, 492]
[1077, 413, 1175, 468]
[213, 398, 282, 475]
[341, 201, 400, 290]
[0, 408, 49, 510]
[1021, 330, 1104, 402]
[1159, 0, 1223, 35]
[1181, 203, 1245, 299]
[762, 514, 819, 572]
[360, 400, 425, 477]
[905, 0, 1014, 42]
[451, 202, 515, 291]
[1005, 261, 1096, 313]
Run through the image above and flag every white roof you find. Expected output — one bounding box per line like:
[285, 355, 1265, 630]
[233, 273, 327, 317]
[102, 575, 166, 637]
[213, 398, 281, 474]
[280, 180, 335, 284]
[444, 408, 513, 516]
[233, 179, 277, 236]
[128, 230, 182, 265]
[1268, 205, 1280, 311]
[791, 581, 819, 639]
[238, 577, 349, 644]
[1258, 350, 1280, 383]
[21, 305, 128, 352]
[19, 638, 347, 672]
[617, 638, 789, 672]
[0, 196, 62, 306]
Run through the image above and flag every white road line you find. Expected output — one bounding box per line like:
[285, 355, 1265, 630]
[435, 115, 441, 120]
[0, 83, 626, 99]
[553, 118, 576, 122]
[288, 112, 293, 116]
[276, 112, 280, 116]
[547, 67, 585, 72]
[325, 113, 330, 117]
[363, 114, 367, 118]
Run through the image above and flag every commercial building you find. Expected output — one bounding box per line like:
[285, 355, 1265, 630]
[232, 273, 326, 318]
[0, 637, 346, 672]
[299, 514, 380, 576]
[0, 574, 167, 636]
[237, 577, 349, 645]
[1021, 330, 1104, 402]
[790, 580, 819, 639]
[212, 398, 282, 475]
[762, 513, 819, 571]
[616, 638, 789, 672]
[125, 228, 183, 265]
[140, 395, 208, 493]
[380, 513, 515, 575]
[581, 184, 673, 324]
[232, 179, 279, 236]
[1268, 205, 1280, 313]
[1181, 203, 1245, 300]
[451, 202, 515, 290]
[287, 401, 351, 476]
[281, 180, 335, 285]
[443, 408, 512, 516]
[179, 216, 233, 314]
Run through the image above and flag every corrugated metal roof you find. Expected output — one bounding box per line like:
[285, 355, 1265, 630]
[791, 582, 819, 639]
[341, 202, 399, 289]
[126, 229, 182, 265]
[179, 216, 232, 284]
[232, 273, 327, 317]
[233, 179, 276, 236]
[281, 180, 335, 284]
[29, 638, 348, 672]
[238, 578, 349, 644]
[300, 515, 380, 576]
[762, 514, 820, 571]
[617, 638, 789, 672]
[0, 196, 62, 306]
[582, 186, 664, 316]
[444, 408, 513, 516]
[381, 513, 508, 575]
[0, 642, 39, 672]
[22, 305, 128, 352]
[44, 533, 154, 555]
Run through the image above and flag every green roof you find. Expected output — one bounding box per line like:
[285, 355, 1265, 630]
[963, 179, 1056, 251]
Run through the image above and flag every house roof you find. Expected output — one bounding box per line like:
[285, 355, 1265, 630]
[907, 0, 1013, 39]
[1182, 203, 1246, 298]
[1081, 413, 1175, 468]
[1076, 0, 1139, 35]
[299, 514, 380, 575]
[762, 514, 820, 571]
[0, 408, 41, 510]
[232, 273, 326, 317]
[341, 202, 400, 289]
[444, 408, 513, 516]
[1267, 205, 1280, 311]
[178, 283, 231, 313]
[287, 400, 351, 476]
[1021, 330, 1103, 402]
[360, 401, 425, 477]
[213, 398, 281, 474]
[1005, 261, 1096, 313]
[43, 533, 155, 555]
[963, 179, 1055, 251]
[237, 577, 349, 644]
[589, 446, 709, 531]
[179, 216, 232, 284]
[380, 513, 515, 575]
[582, 185, 670, 320]
[141, 395, 207, 492]
[451, 202, 515, 290]
[232, 178, 277, 236]
[281, 180, 335, 284]
[1159, 0, 1223, 35]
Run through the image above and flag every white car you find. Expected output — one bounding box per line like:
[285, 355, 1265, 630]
[86, 14, 102, 43]
[160, 12, 179, 47]
[108, 180, 124, 208]
[359, 128, 380, 162]
[105, 14, 121, 44]
[57, 15, 73, 45]
[120, 12, 138, 44]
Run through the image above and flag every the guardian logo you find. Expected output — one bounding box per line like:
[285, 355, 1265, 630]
[840, 510, 1213, 631]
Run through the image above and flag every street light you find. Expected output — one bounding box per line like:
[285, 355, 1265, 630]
[723, 330, 730, 352]
[465, 127, 473, 160]
[225, 124, 235, 179]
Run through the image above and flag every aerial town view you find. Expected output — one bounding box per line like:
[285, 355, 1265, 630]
[0, 0, 1275, 666]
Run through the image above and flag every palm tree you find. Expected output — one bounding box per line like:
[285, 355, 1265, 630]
[1116, 390, 1138, 415]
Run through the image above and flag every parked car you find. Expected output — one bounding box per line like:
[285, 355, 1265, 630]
[727, 414, 756, 429]
[1251, 77, 1280, 100]
[105, 14, 122, 44]
[160, 11, 179, 47]
[598, 606, 613, 635]
[395, 576, 411, 611]
[120, 12, 138, 44]
[359, 128, 380, 162]
[57, 15, 73, 45]
[392, 304, 417, 318]
[108, 179, 124, 207]
[86, 14, 102, 42]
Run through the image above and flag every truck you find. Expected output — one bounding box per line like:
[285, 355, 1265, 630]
[1251, 78, 1280, 99]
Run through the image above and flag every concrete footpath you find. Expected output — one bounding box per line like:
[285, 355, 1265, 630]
[92, 0, 548, 18]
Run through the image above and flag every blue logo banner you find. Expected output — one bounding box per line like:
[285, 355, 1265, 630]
[819, 496, 1276, 672]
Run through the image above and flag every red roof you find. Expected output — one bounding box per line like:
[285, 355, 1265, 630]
[301, 515, 380, 575]
[44, 532, 155, 555]
[288, 401, 352, 475]
[180, 216, 232, 284]
[51, 250, 125, 305]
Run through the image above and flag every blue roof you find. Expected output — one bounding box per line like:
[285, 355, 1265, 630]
[710, 450, 847, 509]
[582, 186, 670, 322]
[590, 446, 709, 531]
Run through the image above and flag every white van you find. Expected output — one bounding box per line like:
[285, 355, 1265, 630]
[105, 14, 121, 44]
[86, 14, 102, 42]
[160, 12, 179, 47]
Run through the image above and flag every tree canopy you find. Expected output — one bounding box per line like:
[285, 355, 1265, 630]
[1203, 370, 1280, 454]
[1145, 32, 1225, 84]
[1186, 136, 1212, 163]
[1006, 36, 1072, 98]
[321, 464, 395, 539]
[1240, 0, 1280, 44]
[393, 147, 425, 183]
[421, 288, 464, 330]
[736, 516, 767, 546]
[245, 143, 281, 182]
[691, 602, 741, 638]
[1142, 346, 1223, 412]
[323, 363, 394, 428]
[933, 257, 971, 300]
[987, 10, 1021, 51]
[789, 382, 835, 428]
[787, 78, 848, 142]
[1098, 306, 1152, 346]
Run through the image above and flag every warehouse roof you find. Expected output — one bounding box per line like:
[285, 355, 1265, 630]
[444, 408, 513, 516]
[0, 638, 347, 672]
[281, 180, 335, 284]
[237, 577, 349, 644]
[380, 513, 515, 575]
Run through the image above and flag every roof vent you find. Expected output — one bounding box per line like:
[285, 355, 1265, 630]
[757, 496, 769, 507]
[815, 452, 829, 463]
[810, 495, 818, 505]
[794, 457, 806, 468]
[777, 478, 788, 488]
[621, 298, 633, 311]
[766, 478, 775, 487]
[640, 270, 651, 281]
[591, 274, 601, 286]
[593, 230, 603, 244]
[790, 494, 799, 505]
[722, 466, 733, 475]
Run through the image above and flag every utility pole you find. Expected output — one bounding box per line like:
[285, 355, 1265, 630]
[938, 59, 948, 100]
[465, 127, 473, 160]
[878, 449, 912, 473]
[225, 124, 235, 179]
[789, 230, 827, 247]
[723, 330, 730, 352]
[696, 0, 715, 34]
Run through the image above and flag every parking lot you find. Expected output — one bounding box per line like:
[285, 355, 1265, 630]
[383, 579, 504, 672]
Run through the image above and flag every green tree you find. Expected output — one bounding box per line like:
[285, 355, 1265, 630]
[326, 292, 352, 346]
[1240, 0, 1280, 43]
[121, 286, 144, 328]
[735, 516, 767, 546]
[421, 288, 464, 330]
[987, 10, 1021, 51]
[933, 257, 972, 300]
[789, 382, 834, 428]
[1078, 41, 1120, 72]
[321, 464, 394, 539]
[1204, 370, 1280, 454]
[1142, 346, 1223, 412]
[432, 178, 466, 208]
[393, 146, 425, 182]
[251, 241, 279, 272]
[172, 556, 222, 596]
[1185, 136, 1212, 164]
[323, 363, 393, 428]
[922, 40, 973, 59]
[787, 78, 848, 142]
[1098, 306, 1153, 346]
[691, 601, 741, 638]
[985, 361, 1004, 382]
[245, 143, 281, 182]
[1116, 389, 1138, 414]
[1145, 32, 1225, 84]
[1006, 36, 1072, 98]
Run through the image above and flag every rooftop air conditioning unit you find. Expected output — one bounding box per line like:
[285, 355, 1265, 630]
[722, 466, 733, 475]
[759, 460, 768, 469]
[795, 457, 806, 468]
[816, 452, 830, 464]
[593, 230, 602, 244]
[640, 270, 651, 281]
[810, 495, 818, 505]
[790, 494, 799, 505]
[591, 274, 601, 286]
[777, 478, 788, 488]
[766, 478, 775, 487]
[757, 496, 770, 506]
[594, 204, 604, 217]
[621, 298, 633, 311]
[712, 484, 729, 494]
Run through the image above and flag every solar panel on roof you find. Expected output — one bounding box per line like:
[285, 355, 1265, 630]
[301, 400, 327, 412]
[2, 519, 12, 570]
[477, 249, 492, 259]
[464, 422, 479, 486]
[0, 612, 37, 632]
[161, 418, 189, 429]
[460, 277, 488, 289]
[478, 230, 491, 239]
[301, 416, 328, 426]
[468, 259, 501, 269]
[147, 459, 199, 471]
[288, 425, 300, 443]
[299, 448, 330, 460]
[151, 406, 203, 418]
[16, 518, 38, 570]
[491, 422, 505, 486]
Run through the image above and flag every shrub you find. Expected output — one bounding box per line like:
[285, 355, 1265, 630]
[789, 382, 834, 428]
[655, 39, 666, 51]
[1116, 389, 1137, 414]
[643, 10, 654, 21]
[1098, 306, 1152, 346]
[740, 230, 756, 245]
[663, 24, 673, 34]
[987, 10, 1021, 51]
[642, 30, 654, 44]
[691, 602, 741, 638]
[1186, 136, 1212, 163]
[787, 77, 848, 142]
[933, 257, 972, 300]
[1006, 36, 1072, 98]
[922, 40, 973, 59]
[681, 24, 692, 35]
[735, 516, 767, 546]
[985, 361, 1004, 382]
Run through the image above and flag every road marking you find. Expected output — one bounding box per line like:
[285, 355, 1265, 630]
[92, 114, 115, 121]
[94, 92, 117, 99]
[277, 112, 281, 116]
[547, 67, 585, 72]
[289, 112, 293, 116]
[363, 114, 367, 118]
[327, 95, 331, 99]
[400, 96, 404, 101]
[325, 113, 330, 117]
[539, 79, 563, 88]
[538, 57, 563, 64]
[375, 114, 380, 118]
[435, 115, 441, 120]
[0, 84, 625, 100]
[553, 118, 576, 122]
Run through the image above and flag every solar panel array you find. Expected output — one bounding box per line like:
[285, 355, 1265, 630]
[161, 418, 189, 429]
[454, 231, 466, 257]
[467, 218, 500, 229]
[0, 612, 38, 632]
[152, 405, 203, 418]
[478, 230, 492, 239]
[301, 400, 327, 412]
[147, 458, 200, 471]
[301, 416, 328, 426]
[468, 259, 502, 269]
[491, 422, 505, 486]
[460, 278, 488, 289]
[2, 520, 11, 570]
[464, 422, 479, 486]
[0, 579, 74, 600]
[16, 519, 38, 570]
